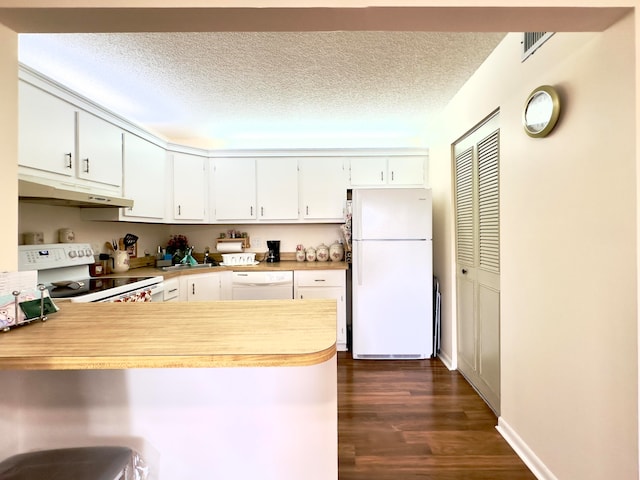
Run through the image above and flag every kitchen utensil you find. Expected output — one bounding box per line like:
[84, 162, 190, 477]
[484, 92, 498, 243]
[112, 239, 118, 250]
[123, 233, 138, 248]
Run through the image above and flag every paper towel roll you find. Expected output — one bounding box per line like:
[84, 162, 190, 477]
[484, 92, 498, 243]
[216, 241, 243, 253]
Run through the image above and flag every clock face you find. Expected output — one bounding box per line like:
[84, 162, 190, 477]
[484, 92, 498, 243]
[523, 85, 560, 138]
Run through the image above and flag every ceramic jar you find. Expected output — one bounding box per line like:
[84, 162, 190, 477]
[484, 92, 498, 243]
[316, 243, 329, 262]
[305, 246, 316, 262]
[329, 241, 344, 262]
[296, 244, 306, 262]
[112, 250, 130, 273]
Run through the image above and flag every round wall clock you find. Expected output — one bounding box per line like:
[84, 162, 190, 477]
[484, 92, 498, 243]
[522, 85, 561, 138]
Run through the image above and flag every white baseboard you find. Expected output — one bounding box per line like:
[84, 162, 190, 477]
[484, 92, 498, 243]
[436, 351, 454, 370]
[496, 417, 558, 480]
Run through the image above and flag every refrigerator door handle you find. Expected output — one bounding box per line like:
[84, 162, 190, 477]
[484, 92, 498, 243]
[356, 243, 363, 286]
[353, 194, 362, 239]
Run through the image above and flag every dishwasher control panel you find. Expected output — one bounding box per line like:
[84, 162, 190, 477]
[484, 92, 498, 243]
[231, 271, 293, 300]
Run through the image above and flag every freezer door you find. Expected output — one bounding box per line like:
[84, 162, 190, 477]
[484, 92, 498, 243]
[352, 239, 433, 359]
[353, 188, 432, 240]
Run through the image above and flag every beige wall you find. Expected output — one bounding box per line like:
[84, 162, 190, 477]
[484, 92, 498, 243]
[19, 202, 343, 257]
[430, 15, 637, 480]
[0, 23, 17, 271]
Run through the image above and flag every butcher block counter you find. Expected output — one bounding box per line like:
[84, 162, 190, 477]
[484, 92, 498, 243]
[0, 299, 338, 480]
[0, 299, 336, 370]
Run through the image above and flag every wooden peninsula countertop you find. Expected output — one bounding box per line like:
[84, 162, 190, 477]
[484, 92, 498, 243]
[0, 299, 337, 370]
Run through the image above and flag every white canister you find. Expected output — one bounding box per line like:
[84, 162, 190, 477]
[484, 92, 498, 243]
[112, 250, 130, 273]
[58, 228, 75, 243]
[23, 232, 44, 245]
[316, 243, 329, 262]
[305, 247, 316, 262]
[329, 241, 344, 262]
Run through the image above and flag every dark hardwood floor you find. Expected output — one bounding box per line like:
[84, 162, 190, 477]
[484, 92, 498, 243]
[337, 352, 537, 479]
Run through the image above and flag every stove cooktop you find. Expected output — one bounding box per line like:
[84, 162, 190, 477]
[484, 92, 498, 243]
[48, 276, 157, 299]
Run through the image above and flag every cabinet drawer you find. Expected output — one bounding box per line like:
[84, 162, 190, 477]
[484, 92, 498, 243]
[163, 278, 180, 302]
[295, 270, 344, 287]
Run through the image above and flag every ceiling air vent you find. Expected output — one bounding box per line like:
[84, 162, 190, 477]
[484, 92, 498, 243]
[522, 32, 555, 62]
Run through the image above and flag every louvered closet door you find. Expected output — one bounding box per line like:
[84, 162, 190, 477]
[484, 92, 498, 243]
[454, 112, 500, 414]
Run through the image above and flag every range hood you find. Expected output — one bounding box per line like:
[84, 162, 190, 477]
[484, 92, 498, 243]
[19, 179, 134, 208]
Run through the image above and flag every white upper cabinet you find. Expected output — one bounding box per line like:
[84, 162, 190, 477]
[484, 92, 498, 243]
[349, 156, 426, 187]
[387, 156, 425, 185]
[299, 157, 346, 221]
[122, 133, 166, 220]
[19, 81, 76, 177]
[76, 111, 123, 187]
[349, 157, 387, 186]
[256, 157, 299, 221]
[19, 80, 124, 195]
[212, 157, 257, 221]
[172, 152, 208, 222]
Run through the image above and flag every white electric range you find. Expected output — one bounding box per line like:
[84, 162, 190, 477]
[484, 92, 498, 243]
[18, 243, 164, 302]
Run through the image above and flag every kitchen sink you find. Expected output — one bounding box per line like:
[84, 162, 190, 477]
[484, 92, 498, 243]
[161, 264, 214, 272]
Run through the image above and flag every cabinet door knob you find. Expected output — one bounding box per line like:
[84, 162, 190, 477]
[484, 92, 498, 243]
[83, 158, 90, 173]
[462, 268, 468, 274]
[65, 153, 72, 169]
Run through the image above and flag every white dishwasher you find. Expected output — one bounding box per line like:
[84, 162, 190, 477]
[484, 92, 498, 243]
[231, 271, 294, 300]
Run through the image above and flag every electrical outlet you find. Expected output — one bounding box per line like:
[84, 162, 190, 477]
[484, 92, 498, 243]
[253, 237, 263, 249]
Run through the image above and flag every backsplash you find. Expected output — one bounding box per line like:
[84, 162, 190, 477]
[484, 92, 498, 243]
[19, 202, 344, 259]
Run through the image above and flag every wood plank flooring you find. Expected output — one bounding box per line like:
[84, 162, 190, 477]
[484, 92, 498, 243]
[337, 352, 536, 479]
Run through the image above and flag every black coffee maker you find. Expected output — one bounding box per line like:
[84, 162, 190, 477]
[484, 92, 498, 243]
[266, 240, 280, 263]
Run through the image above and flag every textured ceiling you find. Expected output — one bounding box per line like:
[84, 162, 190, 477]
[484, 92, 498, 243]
[19, 31, 506, 149]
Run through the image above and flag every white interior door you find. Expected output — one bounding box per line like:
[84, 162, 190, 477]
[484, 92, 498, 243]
[454, 112, 501, 414]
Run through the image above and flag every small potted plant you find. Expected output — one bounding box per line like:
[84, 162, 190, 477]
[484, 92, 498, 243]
[166, 234, 189, 264]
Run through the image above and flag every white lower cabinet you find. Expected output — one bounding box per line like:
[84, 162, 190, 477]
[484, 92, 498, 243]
[178, 271, 232, 302]
[294, 270, 347, 351]
[163, 277, 180, 302]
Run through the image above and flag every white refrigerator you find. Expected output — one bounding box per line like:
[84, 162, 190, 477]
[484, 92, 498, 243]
[351, 188, 433, 359]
